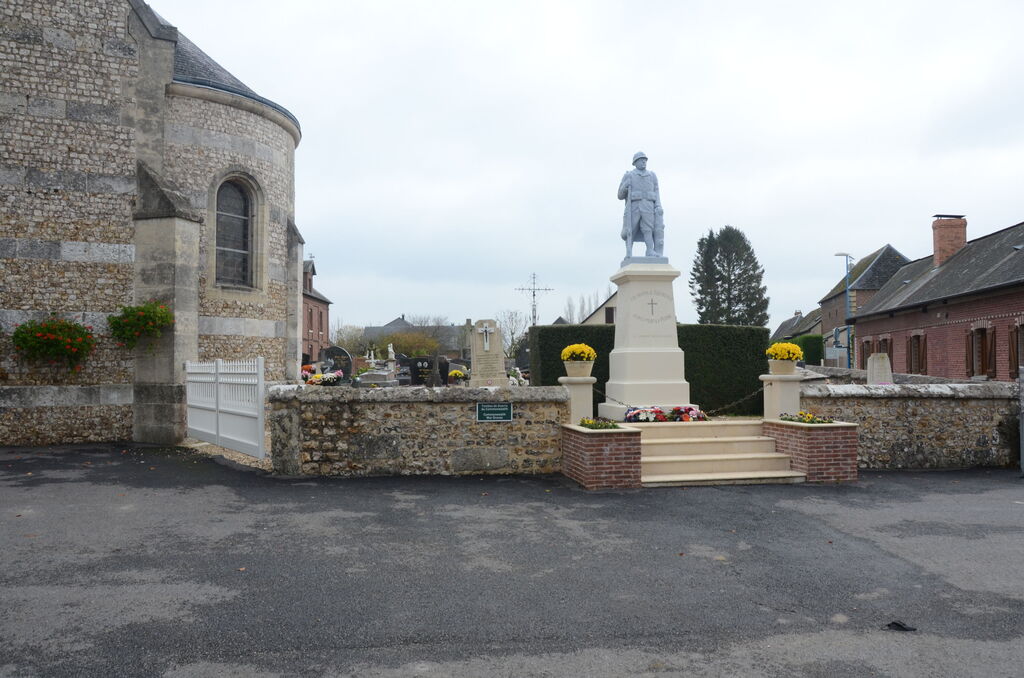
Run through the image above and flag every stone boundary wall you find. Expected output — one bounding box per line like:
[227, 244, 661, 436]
[803, 365, 961, 385]
[763, 420, 858, 483]
[560, 425, 642, 490]
[801, 383, 1020, 469]
[269, 386, 569, 477]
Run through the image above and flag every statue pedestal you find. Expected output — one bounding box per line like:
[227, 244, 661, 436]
[597, 261, 693, 421]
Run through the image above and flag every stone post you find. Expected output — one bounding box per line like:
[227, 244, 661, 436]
[759, 373, 802, 420]
[558, 375, 597, 424]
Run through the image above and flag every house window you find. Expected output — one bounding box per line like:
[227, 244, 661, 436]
[907, 334, 927, 374]
[859, 340, 873, 369]
[1010, 324, 1021, 379]
[968, 327, 996, 377]
[307, 307, 313, 334]
[215, 181, 252, 286]
[878, 337, 892, 366]
[318, 310, 323, 335]
[605, 307, 615, 324]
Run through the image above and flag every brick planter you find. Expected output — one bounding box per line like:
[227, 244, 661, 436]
[763, 420, 858, 483]
[560, 424, 642, 490]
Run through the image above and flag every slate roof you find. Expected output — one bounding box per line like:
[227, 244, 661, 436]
[303, 286, 332, 305]
[854, 221, 1024, 320]
[137, 1, 300, 131]
[820, 245, 909, 303]
[363, 318, 467, 352]
[770, 307, 822, 342]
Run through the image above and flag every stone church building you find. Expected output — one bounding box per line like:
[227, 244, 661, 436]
[1, 0, 304, 445]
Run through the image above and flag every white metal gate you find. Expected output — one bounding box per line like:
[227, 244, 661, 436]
[185, 357, 265, 458]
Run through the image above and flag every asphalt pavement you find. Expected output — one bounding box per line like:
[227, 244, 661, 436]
[1, 444, 1022, 677]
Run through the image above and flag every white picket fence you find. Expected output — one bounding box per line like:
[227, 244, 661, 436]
[185, 357, 265, 458]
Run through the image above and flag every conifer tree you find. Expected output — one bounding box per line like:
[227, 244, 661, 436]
[689, 225, 769, 326]
[688, 229, 721, 323]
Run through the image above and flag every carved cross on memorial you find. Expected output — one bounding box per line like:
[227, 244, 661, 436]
[477, 322, 496, 352]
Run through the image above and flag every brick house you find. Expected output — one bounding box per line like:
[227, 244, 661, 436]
[851, 216, 1024, 380]
[301, 260, 332, 364]
[819, 244, 909, 366]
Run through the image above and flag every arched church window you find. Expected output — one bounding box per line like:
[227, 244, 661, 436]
[216, 181, 252, 286]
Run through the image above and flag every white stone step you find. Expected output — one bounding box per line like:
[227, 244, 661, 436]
[641, 436, 776, 457]
[641, 452, 793, 475]
[642, 470, 806, 486]
[628, 420, 764, 440]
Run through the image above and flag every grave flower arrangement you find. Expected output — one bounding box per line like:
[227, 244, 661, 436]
[319, 370, 344, 385]
[108, 300, 174, 350]
[449, 369, 466, 383]
[11, 315, 96, 371]
[578, 417, 620, 430]
[560, 343, 597, 361]
[765, 342, 803, 361]
[779, 411, 834, 424]
[303, 370, 343, 385]
[667, 405, 708, 422]
[624, 407, 668, 422]
[625, 405, 710, 423]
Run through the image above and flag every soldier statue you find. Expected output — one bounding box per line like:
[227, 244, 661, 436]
[618, 151, 665, 258]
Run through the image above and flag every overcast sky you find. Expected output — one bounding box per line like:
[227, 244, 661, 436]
[162, 0, 1024, 333]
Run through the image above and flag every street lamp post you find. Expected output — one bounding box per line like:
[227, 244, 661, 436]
[834, 252, 853, 369]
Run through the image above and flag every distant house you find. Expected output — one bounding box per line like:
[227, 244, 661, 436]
[851, 216, 1024, 380]
[770, 308, 822, 343]
[819, 244, 909, 366]
[363, 316, 469, 358]
[301, 260, 332, 364]
[581, 292, 618, 325]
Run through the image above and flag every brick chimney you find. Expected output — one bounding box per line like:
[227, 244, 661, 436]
[932, 214, 966, 267]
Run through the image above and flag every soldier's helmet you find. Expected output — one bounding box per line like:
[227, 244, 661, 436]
[632, 151, 648, 164]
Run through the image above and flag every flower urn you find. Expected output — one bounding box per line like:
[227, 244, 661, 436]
[767, 359, 797, 375]
[563, 360, 595, 378]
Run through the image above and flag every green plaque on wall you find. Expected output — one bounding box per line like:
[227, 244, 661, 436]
[476, 402, 513, 422]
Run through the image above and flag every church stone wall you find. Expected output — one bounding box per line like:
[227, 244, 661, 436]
[1, 1, 300, 445]
[0, 0, 138, 444]
[163, 94, 297, 381]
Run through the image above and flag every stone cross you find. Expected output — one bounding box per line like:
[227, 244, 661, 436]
[478, 322, 495, 352]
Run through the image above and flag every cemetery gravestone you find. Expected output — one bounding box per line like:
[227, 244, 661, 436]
[468, 319, 507, 388]
[866, 353, 893, 385]
[410, 357, 432, 386]
[319, 346, 354, 381]
[409, 356, 449, 386]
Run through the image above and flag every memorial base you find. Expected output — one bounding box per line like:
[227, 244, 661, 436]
[597, 261, 693, 422]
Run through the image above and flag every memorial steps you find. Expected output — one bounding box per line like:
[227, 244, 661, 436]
[629, 419, 806, 486]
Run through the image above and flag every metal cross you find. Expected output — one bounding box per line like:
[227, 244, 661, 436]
[478, 323, 495, 352]
[648, 298, 658, 315]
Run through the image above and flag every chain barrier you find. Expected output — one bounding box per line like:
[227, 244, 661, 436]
[704, 386, 764, 416]
[590, 383, 764, 418]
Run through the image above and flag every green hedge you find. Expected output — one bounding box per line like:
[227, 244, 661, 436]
[790, 334, 824, 367]
[529, 323, 768, 415]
